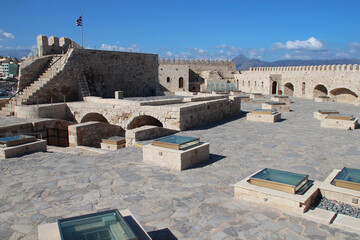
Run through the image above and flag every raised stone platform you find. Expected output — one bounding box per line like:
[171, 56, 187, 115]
[100, 136, 126, 150]
[320, 117, 358, 130]
[37, 209, 152, 240]
[320, 169, 360, 208]
[0, 139, 47, 159]
[250, 93, 265, 99]
[314, 110, 340, 120]
[262, 102, 290, 112]
[246, 110, 281, 123]
[233, 170, 320, 215]
[143, 142, 209, 171]
[271, 95, 291, 103]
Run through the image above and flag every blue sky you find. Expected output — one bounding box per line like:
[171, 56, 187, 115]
[1, 0, 359, 61]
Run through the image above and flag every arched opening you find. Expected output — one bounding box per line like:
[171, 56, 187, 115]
[128, 115, 163, 130]
[272, 81, 277, 94]
[166, 77, 170, 83]
[284, 82, 294, 96]
[179, 77, 184, 88]
[81, 113, 109, 123]
[313, 84, 328, 98]
[330, 88, 358, 104]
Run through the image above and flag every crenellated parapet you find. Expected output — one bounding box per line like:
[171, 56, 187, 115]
[249, 64, 360, 72]
[159, 58, 233, 66]
[37, 35, 82, 57]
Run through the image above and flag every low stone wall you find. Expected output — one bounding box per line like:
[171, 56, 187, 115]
[15, 103, 67, 119]
[68, 121, 125, 147]
[179, 97, 242, 130]
[0, 122, 33, 137]
[0, 118, 73, 147]
[125, 125, 178, 146]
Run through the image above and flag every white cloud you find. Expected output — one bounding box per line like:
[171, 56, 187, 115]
[282, 53, 292, 59]
[100, 43, 140, 52]
[0, 30, 15, 40]
[335, 52, 349, 58]
[166, 51, 173, 57]
[273, 37, 324, 50]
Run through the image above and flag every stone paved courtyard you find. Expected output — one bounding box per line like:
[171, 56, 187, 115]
[1, 97, 360, 240]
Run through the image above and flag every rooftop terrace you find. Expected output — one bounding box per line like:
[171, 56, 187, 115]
[0, 97, 360, 239]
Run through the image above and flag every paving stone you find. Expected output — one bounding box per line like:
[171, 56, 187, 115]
[1, 98, 360, 239]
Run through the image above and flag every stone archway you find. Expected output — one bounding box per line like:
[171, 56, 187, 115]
[80, 113, 109, 123]
[330, 88, 358, 104]
[127, 115, 163, 130]
[313, 84, 328, 98]
[284, 82, 294, 96]
[272, 81, 277, 94]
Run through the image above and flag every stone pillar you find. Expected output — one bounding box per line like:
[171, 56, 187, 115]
[115, 91, 123, 99]
[48, 36, 59, 47]
[60, 37, 71, 53]
[37, 35, 48, 57]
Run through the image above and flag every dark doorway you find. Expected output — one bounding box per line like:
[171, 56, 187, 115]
[272, 81, 277, 94]
[179, 77, 184, 89]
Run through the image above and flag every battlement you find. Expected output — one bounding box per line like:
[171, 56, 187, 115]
[249, 64, 360, 72]
[159, 58, 233, 65]
[37, 35, 82, 57]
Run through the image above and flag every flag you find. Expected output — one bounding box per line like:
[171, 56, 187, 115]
[75, 16, 82, 26]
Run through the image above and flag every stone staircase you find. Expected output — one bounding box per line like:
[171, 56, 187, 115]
[0, 56, 63, 116]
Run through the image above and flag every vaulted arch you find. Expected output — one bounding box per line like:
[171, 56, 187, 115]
[284, 82, 294, 96]
[80, 113, 109, 123]
[313, 84, 328, 98]
[127, 115, 163, 130]
[330, 88, 358, 104]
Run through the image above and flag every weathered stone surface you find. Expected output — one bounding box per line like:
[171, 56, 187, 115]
[0, 97, 360, 239]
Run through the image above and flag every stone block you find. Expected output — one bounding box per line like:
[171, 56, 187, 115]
[246, 112, 281, 122]
[332, 213, 360, 232]
[320, 118, 358, 130]
[0, 139, 47, 159]
[271, 95, 291, 103]
[143, 142, 209, 171]
[115, 91, 123, 99]
[313, 110, 340, 120]
[233, 170, 321, 215]
[100, 142, 125, 150]
[303, 208, 336, 224]
[262, 103, 290, 112]
[319, 169, 360, 208]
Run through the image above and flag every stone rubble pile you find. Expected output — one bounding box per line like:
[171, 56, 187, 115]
[317, 197, 360, 218]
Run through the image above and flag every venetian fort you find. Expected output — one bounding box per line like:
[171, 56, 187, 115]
[0, 35, 360, 239]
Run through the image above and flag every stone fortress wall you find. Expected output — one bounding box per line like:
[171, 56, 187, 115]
[17, 35, 159, 105]
[234, 64, 360, 104]
[159, 58, 236, 92]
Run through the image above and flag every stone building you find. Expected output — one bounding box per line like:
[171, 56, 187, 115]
[234, 65, 360, 105]
[158, 58, 236, 93]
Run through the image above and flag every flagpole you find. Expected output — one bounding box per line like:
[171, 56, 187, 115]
[81, 14, 83, 48]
